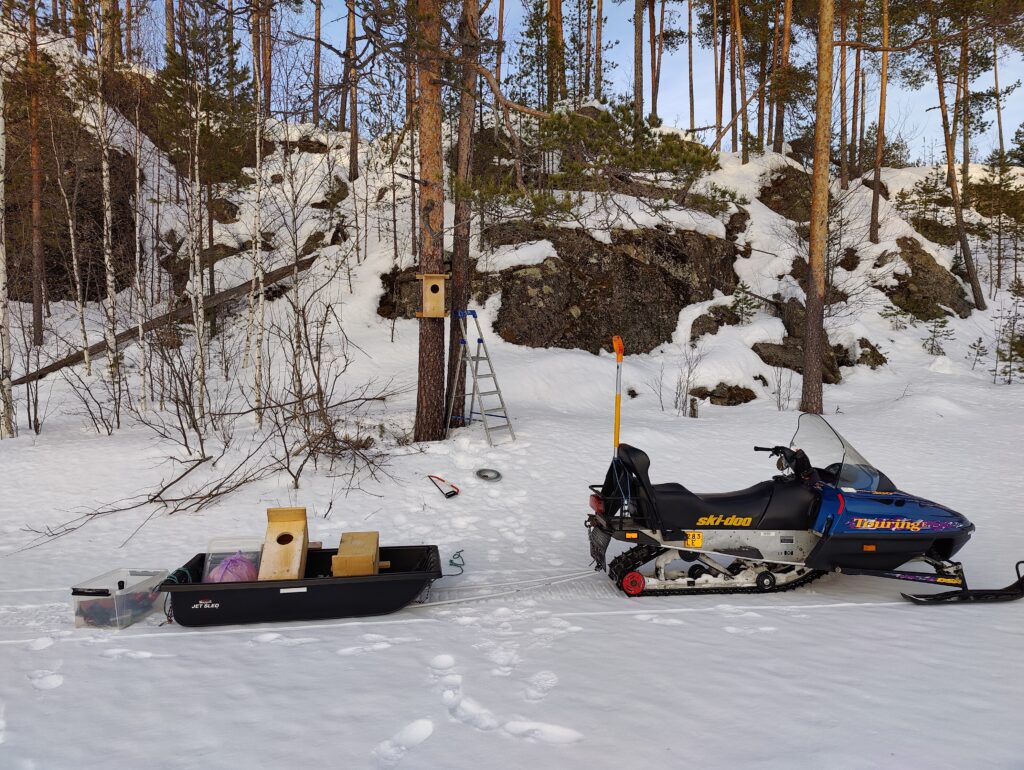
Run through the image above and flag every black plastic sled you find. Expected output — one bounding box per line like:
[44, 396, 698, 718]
[161, 545, 441, 627]
[903, 561, 1024, 604]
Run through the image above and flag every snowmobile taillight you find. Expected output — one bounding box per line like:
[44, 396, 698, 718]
[625, 532, 638, 540]
[863, 544, 876, 552]
[589, 494, 604, 514]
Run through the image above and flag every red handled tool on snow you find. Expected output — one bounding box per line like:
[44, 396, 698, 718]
[428, 475, 460, 499]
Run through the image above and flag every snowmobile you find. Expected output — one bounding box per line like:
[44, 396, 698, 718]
[586, 338, 1024, 603]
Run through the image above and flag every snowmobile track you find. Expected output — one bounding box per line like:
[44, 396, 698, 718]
[608, 545, 826, 597]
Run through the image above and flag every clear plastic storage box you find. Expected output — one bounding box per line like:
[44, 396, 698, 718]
[72, 568, 168, 629]
[202, 537, 264, 583]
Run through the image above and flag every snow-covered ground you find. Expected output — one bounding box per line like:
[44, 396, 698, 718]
[2, 255, 1023, 768]
[0, 50, 1022, 763]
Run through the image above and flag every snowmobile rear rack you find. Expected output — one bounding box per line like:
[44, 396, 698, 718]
[902, 561, 1024, 604]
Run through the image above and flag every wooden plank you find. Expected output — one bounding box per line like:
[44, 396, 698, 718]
[12, 255, 319, 387]
[257, 507, 309, 581]
[331, 531, 380, 577]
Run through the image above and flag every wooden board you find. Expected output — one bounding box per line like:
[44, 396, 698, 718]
[331, 531, 380, 577]
[257, 507, 309, 581]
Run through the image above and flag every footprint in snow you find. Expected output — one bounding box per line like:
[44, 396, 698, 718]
[523, 671, 559, 702]
[371, 719, 434, 769]
[723, 626, 777, 635]
[249, 632, 319, 647]
[27, 669, 64, 690]
[100, 648, 174, 660]
[633, 614, 685, 626]
[26, 637, 54, 651]
[475, 639, 521, 677]
[429, 656, 500, 731]
[503, 720, 583, 745]
[337, 634, 420, 657]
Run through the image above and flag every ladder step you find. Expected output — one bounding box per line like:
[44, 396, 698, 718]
[478, 390, 500, 397]
[475, 373, 495, 379]
[487, 423, 513, 431]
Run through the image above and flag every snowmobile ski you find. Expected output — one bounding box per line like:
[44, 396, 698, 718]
[902, 562, 1024, 604]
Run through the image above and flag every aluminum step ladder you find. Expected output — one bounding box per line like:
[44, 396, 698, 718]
[445, 310, 516, 445]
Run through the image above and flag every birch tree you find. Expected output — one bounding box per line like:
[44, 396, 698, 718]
[0, 57, 14, 439]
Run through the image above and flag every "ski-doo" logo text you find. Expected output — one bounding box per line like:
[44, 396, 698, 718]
[696, 515, 753, 527]
[851, 518, 925, 532]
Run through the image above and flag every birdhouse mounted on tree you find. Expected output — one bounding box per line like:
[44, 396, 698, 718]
[415, 273, 450, 318]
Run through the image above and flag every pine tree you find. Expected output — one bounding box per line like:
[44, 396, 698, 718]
[731, 281, 759, 323]
[966, 337, 988, 370]
[921, 317, 954, 356]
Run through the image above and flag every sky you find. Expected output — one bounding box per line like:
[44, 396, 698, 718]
[492, 2, 1024, 162]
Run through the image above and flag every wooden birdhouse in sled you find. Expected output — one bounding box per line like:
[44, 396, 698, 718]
[257, 507, 309, 581]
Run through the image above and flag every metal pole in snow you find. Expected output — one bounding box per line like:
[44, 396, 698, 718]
[612, 336, 624, 452]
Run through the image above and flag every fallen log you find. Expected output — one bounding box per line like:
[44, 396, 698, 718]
[13, 255, 319, 387]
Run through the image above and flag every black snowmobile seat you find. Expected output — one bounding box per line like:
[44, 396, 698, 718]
[616, 444, 777, 530]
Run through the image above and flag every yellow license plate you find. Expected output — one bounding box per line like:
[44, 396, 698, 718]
[684, 532, 703, 548]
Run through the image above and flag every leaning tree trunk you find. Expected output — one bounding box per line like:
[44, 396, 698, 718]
[868, 0, 888, 244]
[771, 0, 793, 153]
[928, 3, 986, 310]
[0, 62, 14, 438]
[801, 0, 835, 415]
[413, 0, 446, 442]
[448, 0, 479, 429]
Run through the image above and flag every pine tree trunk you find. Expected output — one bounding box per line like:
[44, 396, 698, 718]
[687, 0, 694, 130]
[849, 0, 862, 176]
[594, 0, 602, 99]
[312, 0, 321, 125]
[0, 63, 14, 438]
[124, 0, 133, 61]
[755, 0, 770, 146]
[414, 0, 446, 443]
[29, 4, 44, 347]
[584, 0, 591, 94]
[771, 0, 792, 153]
[767, 0, 781, 142]
[928, 4, 986, 311]
[73, 0, 87, 51]
[633, 0, 642, 118]
[449, 0, 478, 429]
[838, 0, 848, 189]
[712, 0, 720, 143]
[347, 0, 358, 180]
[731, 0, 748, 163]
[261, 2, 272, 113]
[801, 0, 834, 415]
[868, 0, 888, 244]
[959, 26, 969, 206]
[993, 32, 1004, 157]
[729, 19, 737, 152]
[165, 0, 174, 56]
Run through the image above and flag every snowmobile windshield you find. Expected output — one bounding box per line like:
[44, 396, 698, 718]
[789, 414, 895, 492]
